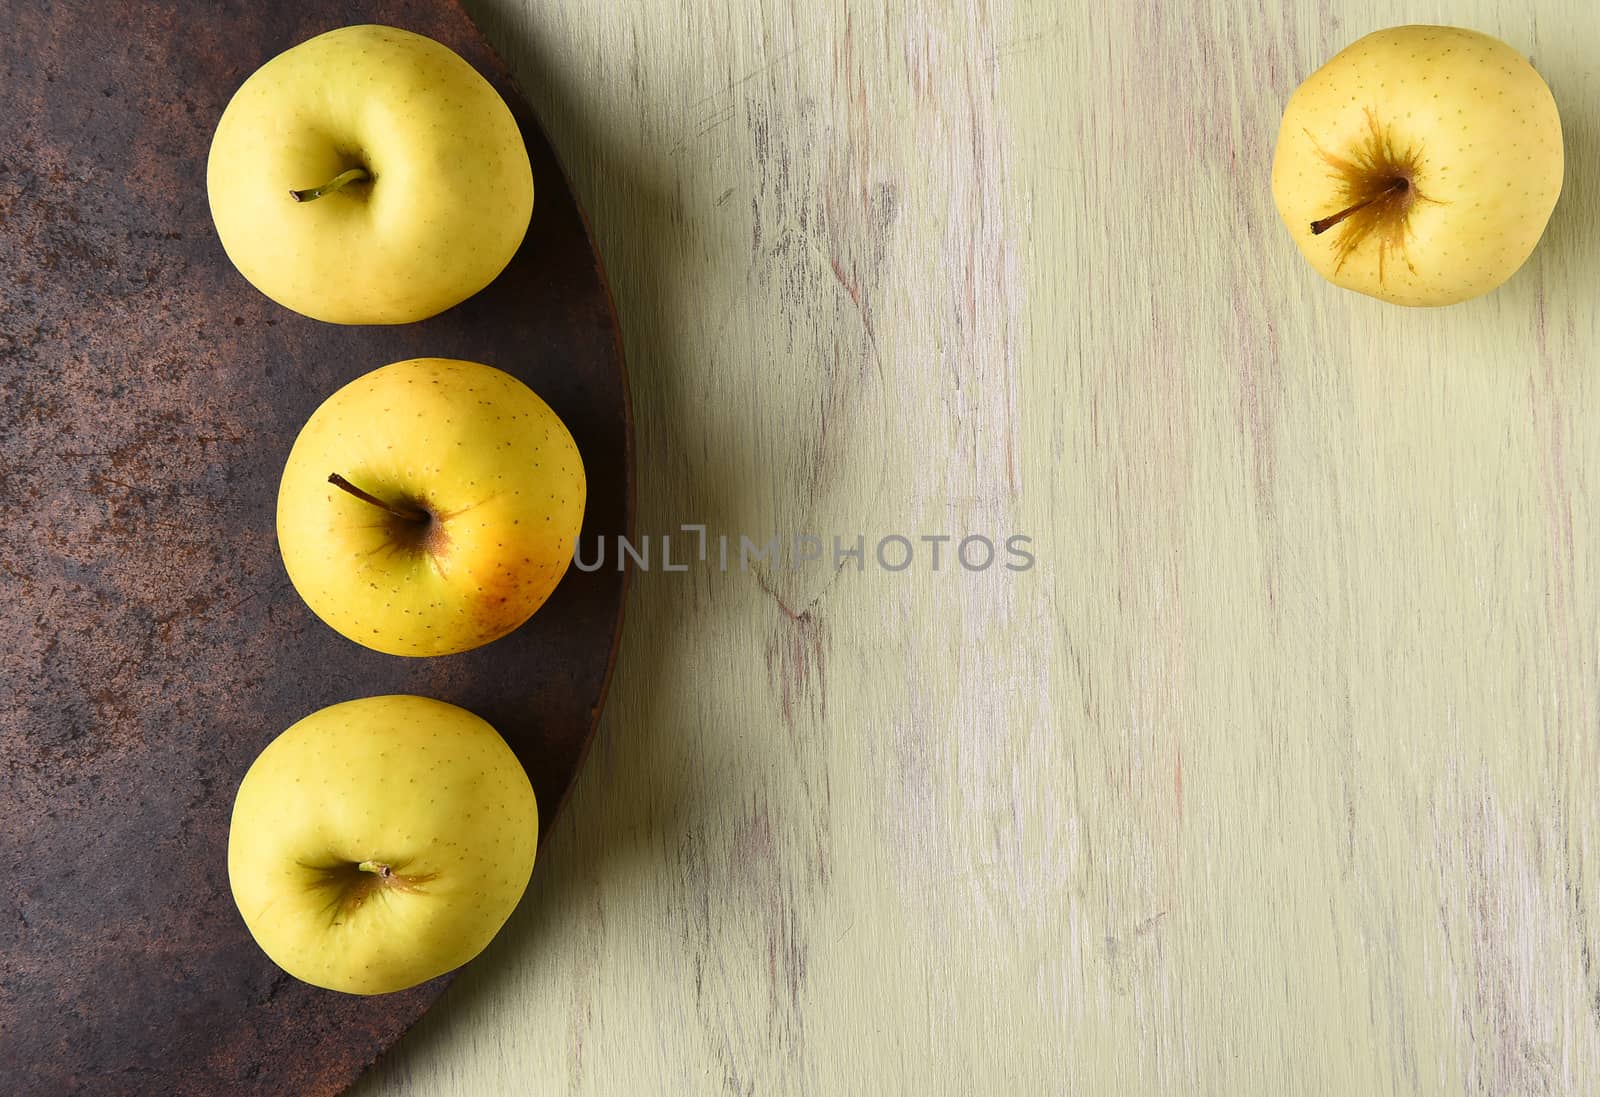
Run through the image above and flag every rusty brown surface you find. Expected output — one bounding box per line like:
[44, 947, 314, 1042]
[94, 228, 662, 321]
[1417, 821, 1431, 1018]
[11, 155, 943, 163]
[0, 1, 633, 1094]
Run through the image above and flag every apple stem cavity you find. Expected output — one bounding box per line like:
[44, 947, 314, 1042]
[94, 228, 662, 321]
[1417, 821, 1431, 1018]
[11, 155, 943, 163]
[328, 473, 429, 523]
[289, 167, 371, 203]
[357, 860, 393, 878]
[1310, 177, 1409, 235]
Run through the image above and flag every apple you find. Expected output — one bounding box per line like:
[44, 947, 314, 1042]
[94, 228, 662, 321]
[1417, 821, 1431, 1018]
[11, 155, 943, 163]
[206, 24, 533, 324]
[1271, 25, 1563, 306]
[228, 694, 538, 995]
[277, 357, 585, 657]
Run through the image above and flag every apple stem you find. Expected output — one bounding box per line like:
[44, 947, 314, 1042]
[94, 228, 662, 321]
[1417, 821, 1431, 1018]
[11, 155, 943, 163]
[328, 474, 429, 523]
[290, 167, 371, 203]
[1310, 177, 1409, 235]
[357, 860, 393, 878]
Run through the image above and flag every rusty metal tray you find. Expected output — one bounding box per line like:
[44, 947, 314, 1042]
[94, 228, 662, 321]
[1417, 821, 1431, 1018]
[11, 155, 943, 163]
[0, 1, 632, 1093]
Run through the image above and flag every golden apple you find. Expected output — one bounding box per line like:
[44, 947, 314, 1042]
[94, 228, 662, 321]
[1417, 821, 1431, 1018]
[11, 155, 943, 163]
[1271, 25, 1563, 306]
[228, 695, 538, 995]
[207, 25, 533, 324]
[277, 358, 585, 656]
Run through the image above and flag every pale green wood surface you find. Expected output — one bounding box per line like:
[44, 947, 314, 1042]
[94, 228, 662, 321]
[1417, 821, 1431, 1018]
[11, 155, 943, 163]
[358, 0, 1600, 1092]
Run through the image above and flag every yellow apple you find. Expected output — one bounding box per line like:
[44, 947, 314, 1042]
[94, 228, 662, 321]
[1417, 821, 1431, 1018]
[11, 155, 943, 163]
[206, 25, 533, 324]
[228, 695, 538, 995]
[277, 357, 585, 656]
[1271, 26, 1562, 306]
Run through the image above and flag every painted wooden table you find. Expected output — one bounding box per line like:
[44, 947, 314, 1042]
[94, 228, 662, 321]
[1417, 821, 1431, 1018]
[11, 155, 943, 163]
[359, 0, 1600, 1092]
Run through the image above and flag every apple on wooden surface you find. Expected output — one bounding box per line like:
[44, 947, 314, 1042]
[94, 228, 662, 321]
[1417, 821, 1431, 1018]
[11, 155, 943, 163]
[228, 695, 538, 995]
[277, 357, 585, 657]
[1271, 25, 1562, 306]
[207, 24, 533, 324]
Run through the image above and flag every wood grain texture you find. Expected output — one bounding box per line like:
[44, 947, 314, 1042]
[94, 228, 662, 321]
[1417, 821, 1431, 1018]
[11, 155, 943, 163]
[358, 0, 1600, 1092]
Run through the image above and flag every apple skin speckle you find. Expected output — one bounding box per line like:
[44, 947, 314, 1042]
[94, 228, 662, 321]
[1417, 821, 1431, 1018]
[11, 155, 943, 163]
[227, 695, 539, 995]
[1270, 25, 1563, 307]
[206, 25, 534, 325]
[276, 357, 587, 657]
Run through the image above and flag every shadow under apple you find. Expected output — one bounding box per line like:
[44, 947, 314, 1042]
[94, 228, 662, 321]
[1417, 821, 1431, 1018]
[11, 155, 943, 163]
[348, 7, 734, 1091]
